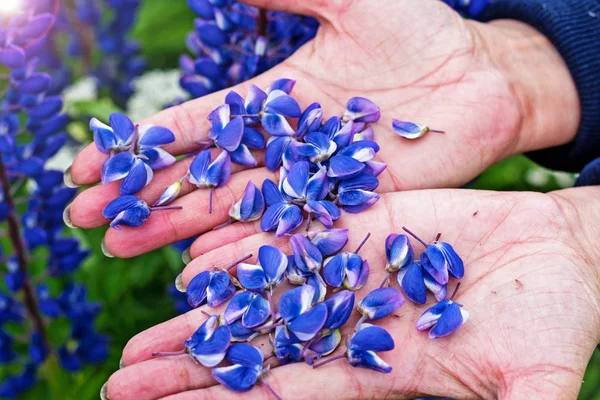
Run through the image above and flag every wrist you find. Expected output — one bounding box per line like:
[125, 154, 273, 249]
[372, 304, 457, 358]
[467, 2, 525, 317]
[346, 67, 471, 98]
[471, 19, 580, 156]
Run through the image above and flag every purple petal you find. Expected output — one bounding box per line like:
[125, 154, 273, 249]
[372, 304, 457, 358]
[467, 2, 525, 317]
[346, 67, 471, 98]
[322, 253, 346, 288]
[0, 45, 25, 68]
[208, 104, 230, 139]
[363, 161, 387, 177]
[343, 97, 381, 123]
[188, 150, 211, 185]
[400, 263, 427, 304]
[305, 167, 328, 201]
[416, 300, 450, 331]
[348, 349, 392, 373]
[350, 324, 394, 352]
[282, 161, 309, 198]
[392, 119, 427, 139]
[258, 245, 288, 284]
[278, 285, 314, 322]
[264, 90, 301, 118]
[140, 148, 176, 170]
[306, 273, 327, 303]
[344, 256, 369, 290]
[215, 116, 244, 152]
[101, 152, 135, 184]
[290, 234, 323, 273]
[109, 207, 150, 229]
[386, 234, 413, 271]
[207, 271, 236, 307]
[265, 136, 291, 171]
[206, 151, 231, 187]
[225, 91, 246, 115]
[189, 325, 232, 367]
[212, 364, 259, 392]
[267, 79, 295, 94]
[109, 113, 135, 143]
[310, 228, 349, 256]
[421, 252, 449, 286]
[241, 126, 265, 149]
[275, 204, 302, 237]
[225, 343, 264, 368]
[102, 195, 148, 218]
[236, 263, 268, 291]
[261, 179, 285, 206]
[297, 103, 323, 136]
[244, 84, 267, 115]
[28, 96, 62, 120]
[260, 202, 288, 232]
[309, 329, 341, 356]
[338, 174, 379, 193]
[337, 140, 378, 162]
[229, 144, 257, 167]
[18, 73, 51, 94]
[424, 270, 447, 302]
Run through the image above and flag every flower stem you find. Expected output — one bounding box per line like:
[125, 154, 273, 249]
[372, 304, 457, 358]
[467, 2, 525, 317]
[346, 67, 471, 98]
[261, 380, 282, 400]
[267, 289, 275, 321]
[379, 272, 390, 288]
[225, 254, 253, 271]
[354, 232, 371, 254]
[0, 154, 48, 351]
[429, 129, 446, 134]
[213, 219, 234, 231]
[402, 226, 428, 247]
[450, 282, 461, 301]
[312, 354, 346, 369]
[257, 8, 268, 37]
[152, 349, 186, 357]
[150, 206, 183, 212]
[209, 187, 214, 214]
[434, 232, 442, 242]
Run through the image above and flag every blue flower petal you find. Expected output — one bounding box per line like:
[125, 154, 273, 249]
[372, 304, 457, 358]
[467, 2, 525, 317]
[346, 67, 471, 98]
[297, 103, 323, 136]
[189, 325, 232, 367]
[350, 324, 395, 352]
[186, 271, 211, 308]
[236, 263, 268, 291]
[18, 73, 51, 94]
[225, 91, 246, 115]
[138, 125, 175, 150]
[306, 273, 327, 303]
[260, 202, 287, 232]
[225, 343, 264, 368]
[310, 329, 341, 356]
[140, 148, 176, 170]
[327, 156, 365, 178]
[438, 242, 464, 279]
[290, 234, 322, 273]
[429, 302, 468, 339]
[91, 119, 117, 153]
[324, 290, 355, 330]
[267, 79, 295, 94]
[337, 140, 379, 162]
[244, 84, 267, 115]
[224, 291, 254, 324]
[321, 116, 342, 138]
[364, 161, 387, 177]
[338, 190, 380, 213]
[258, 245, 288, 284]
[212, 364, 260, 392]
[242, 126, 265, 149]
[230, 144, 258, 167]
[265, 136, 291, 171]
[207, 271, 236, 307]
[206, 151, 231, 188]
[120, 159, 153, 195]
[358, 287, 404, 321]
[278, 285, 314, 322]
[282, 161, 309, 198]
[101, 152, 135, 184]
[261, 112, 296, 137]
[262, 179, 285, 206]
[275, 204, 303, 237]
[348, 349, 392, 373]
[421, 252, 449, 286]
[311, 228, 349, 256]
[287, 302, 327, 341]
[416, 300, 450, 331]
[29, 96, 63, 120]
[323, 253, 346, 288]
[338, 174, 379, 193]
[208, 104, 230, 139]
[305, 167, 328, 201]
[392, 119, 427, 139]
[423, 269, 448, 302]
[343, 97, 380, 123]
[215, 116, 245, 152]
[0, 45, 25, 68]
[344, 256, 369, 290]
[400, 262, 427, 304]
[242, 294, 270, 328]
[188, 150, 211, 185]
[386, 234, 413, 271]
[109, 113, 135, 143]
[229, 320, 258, 342]
[102, 195, 148, 219]
[264, 90, 302, 118]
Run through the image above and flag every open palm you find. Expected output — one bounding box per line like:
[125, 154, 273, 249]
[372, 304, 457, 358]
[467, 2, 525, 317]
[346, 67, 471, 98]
[65, 0, 547, 258]
[103, 187, 600, 400]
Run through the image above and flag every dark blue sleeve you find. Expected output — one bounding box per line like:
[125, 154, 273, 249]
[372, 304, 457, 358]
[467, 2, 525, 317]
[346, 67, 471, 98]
[470, 0, 600, 172]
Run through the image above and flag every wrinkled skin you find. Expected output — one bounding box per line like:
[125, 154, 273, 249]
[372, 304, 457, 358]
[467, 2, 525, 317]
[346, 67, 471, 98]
[105, 188, 600, 399]
[67, 0, 576, 258]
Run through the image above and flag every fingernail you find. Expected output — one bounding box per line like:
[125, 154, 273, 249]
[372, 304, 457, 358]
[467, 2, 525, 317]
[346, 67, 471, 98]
[63, 165, 79, 188]
[182, 247, 192, 265]
[175, 273, 186, 293]
[101, 238, 114, 258]
[63, 203, 76, 229]
[119, 357, 125, 369]
[100, 382, 109, 400]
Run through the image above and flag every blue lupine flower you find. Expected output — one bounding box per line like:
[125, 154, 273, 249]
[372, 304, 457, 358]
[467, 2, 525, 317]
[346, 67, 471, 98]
[90, 113, 135, 154]
[416, 299, 469, 339]
[357, 287, 404, 321]
[392, 119, 429, 139]
[28, 332, 48, 366]
[227, 180, 265, 223]
[290, 233, 323, 273]
[0, 291, 23, 324]
[177, 314, 232, 367]
[296, 102, 323, 137]
[0, 113, 19, 153]
[342, 97, 381, 124]
[224, 291, 271, 328]
[323, 290, 355, 330]
[347, 323, 394, 372]
[306, 329, 341, 364]
[153, 179, 184, 207]
[0, 330, 16, 364]
[102, 195, 151, 230]
[296, 132, 337, 163]
[336, 173, 381, 213]
[188, 149, 232, 212]
[212, 343, 265, 392]
[309, 228, 349, 256]
[424, 242, 465, 284]
[278, 285, 327, 341]
[272, 325, 304, 364]
[322, 252, 370, 290]
[229, 319, 260, 342]
[260, 179, 303, 237]
[36, 284, 61, 318]
[236, 245, 287, 291]
[385, 234, 413, 272]
[187, 270, 236, 308]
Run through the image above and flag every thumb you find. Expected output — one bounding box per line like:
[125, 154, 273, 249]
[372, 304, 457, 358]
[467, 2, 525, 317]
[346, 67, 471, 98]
[239, 0, 344, 21]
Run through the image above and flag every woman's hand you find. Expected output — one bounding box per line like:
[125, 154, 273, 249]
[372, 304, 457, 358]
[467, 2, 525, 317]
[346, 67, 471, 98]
[66, 0, 579, 258]
[103, 186, 600, 400]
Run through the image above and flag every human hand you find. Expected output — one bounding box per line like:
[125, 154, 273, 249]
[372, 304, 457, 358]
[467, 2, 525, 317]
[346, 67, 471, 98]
[66, 0, 580, 258]
[103, 186, 600, 400]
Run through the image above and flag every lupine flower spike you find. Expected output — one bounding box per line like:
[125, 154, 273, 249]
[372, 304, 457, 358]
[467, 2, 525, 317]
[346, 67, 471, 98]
[392, 119, 445, 140]
[416, 283, 469, 338]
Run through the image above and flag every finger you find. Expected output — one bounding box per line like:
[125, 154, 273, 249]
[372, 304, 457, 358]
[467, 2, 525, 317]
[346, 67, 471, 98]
[159, 361, 385, 400]
[106, 355, 215, 400]
[69, 65, 334, 186]
[67, 149, 265, 229]
[240, 0, 344, 20]
[189, 220, 263, 258]
[102, 167, 277, 258]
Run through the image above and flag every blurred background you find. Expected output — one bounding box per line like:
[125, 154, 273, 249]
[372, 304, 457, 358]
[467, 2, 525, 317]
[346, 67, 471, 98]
[0, 1, 598, 399]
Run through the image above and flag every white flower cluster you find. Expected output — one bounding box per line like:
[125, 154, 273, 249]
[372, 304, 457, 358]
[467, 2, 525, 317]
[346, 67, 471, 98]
[127, 70, 189, 121]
